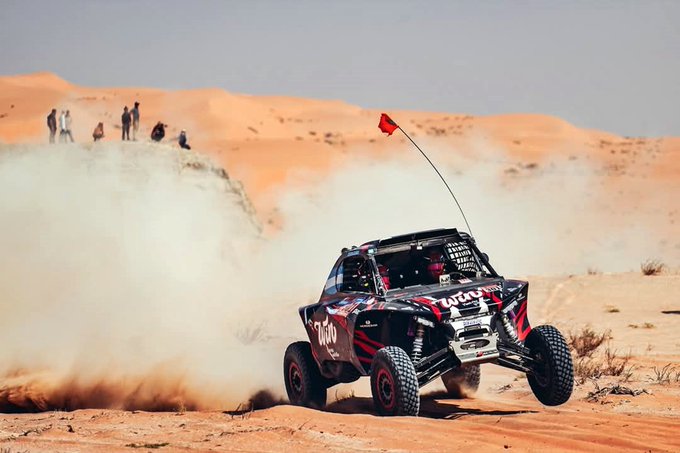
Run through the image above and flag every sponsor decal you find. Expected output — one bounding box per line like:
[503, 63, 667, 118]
[359, 319, 378, 328]
[416, 317, 435, 328]
[439, 274, 451, 285]
[314, 316, 338, 346]
[463, 318, 482, 327]
[502, 300, 518, 314]
[458, 278, 472, 284]
[459, 349, 496, 360]
[328, 300, 360, 317]
[502, 292, 525, 314]
[480, 284, 502, 293]
[437, 289, 484, 308]
[337, 297, 354, 306]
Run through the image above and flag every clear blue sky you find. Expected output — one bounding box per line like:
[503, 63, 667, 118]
[2, 0, 679, 136]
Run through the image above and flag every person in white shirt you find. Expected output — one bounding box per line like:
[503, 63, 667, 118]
[59, 111, 67, 143]
[63, 110, 74, 143]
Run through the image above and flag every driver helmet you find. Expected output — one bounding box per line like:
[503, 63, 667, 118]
[377, 264, 391, 290]
[427, 251, 445, 281]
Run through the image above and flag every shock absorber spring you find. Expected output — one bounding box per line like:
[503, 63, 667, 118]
[411, 323, 425, 362]
[500, 313, 521, 345]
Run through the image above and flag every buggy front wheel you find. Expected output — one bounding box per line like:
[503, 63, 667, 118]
[525, 325, 574, 406]
[370, 346, 420, 416]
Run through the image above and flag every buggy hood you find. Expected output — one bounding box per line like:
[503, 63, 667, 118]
[380, 277, 527, 321]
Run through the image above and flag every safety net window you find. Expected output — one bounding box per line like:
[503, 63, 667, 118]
[444, 241, 481, 274]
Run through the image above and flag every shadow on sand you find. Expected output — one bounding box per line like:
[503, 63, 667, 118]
[325, 392, 537, 420]
[220, 389, 538, 420]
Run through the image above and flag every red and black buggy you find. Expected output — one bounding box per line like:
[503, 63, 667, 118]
[284, 228, 573, 416]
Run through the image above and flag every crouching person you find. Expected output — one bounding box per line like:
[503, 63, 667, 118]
[151, 121, 166, 142]
[178, 129, 191, 150]
[93, 122, 105, 141]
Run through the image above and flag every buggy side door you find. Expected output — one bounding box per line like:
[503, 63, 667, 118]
[309, 254, 378, 363]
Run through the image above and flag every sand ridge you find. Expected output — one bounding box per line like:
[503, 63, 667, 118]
[1, 72, 678, 215]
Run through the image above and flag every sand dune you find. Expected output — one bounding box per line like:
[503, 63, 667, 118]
[1, 72, 678, 214]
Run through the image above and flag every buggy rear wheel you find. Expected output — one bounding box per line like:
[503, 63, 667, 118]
[441, 364, 481, 398]
[525, 325, 574, 406]
[370, 346, 420, 416]
[283, 341, 327, 409]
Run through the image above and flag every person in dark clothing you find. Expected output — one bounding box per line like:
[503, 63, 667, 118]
[131, 101, 140, 140]
[151, 121, 166, 142]
[121, 106, 131, 140]
[178, 130, 191, 150]
[47, 109, 57, 143]
[93, 122, 105, 141]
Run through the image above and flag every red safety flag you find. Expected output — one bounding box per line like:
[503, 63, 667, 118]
[378, 113, 399, 136]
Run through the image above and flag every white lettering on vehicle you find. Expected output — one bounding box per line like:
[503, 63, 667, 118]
[480, 284, 503, 293]
[314, 316, 337, 346]
[438, 289, 484, 308]
[502, 300, 518, 313]
[360, 319, 378, 328]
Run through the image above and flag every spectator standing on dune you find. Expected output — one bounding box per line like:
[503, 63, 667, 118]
[151, 121, 166, 142]
[63, 110, 74, 142]
[47, 109, 57, 143]
[178, 129, 191, 150]
[58, 110, 67, 143]
[131, 101, 140, 140]
[93, 122, 105, 141]
[121, 106, 131, 141]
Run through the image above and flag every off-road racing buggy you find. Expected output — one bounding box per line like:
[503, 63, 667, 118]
[284, 228, 574, 416]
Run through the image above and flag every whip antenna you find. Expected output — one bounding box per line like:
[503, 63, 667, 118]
[378, 113, 474, 235]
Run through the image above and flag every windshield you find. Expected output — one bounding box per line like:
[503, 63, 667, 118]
[375, 239, 487, 290]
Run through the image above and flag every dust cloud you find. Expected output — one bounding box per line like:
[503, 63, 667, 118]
[274, 144, 677, 277]
[0, 143, 298, 412]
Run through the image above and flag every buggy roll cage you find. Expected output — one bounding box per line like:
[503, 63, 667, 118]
[340, 228, 500, 297]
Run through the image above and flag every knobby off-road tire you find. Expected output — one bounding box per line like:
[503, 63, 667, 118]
[441, 364, 481, 398]
[525, 325, 574, 406]
[370, 346, 420, 416]
[283, 341, 327, 409]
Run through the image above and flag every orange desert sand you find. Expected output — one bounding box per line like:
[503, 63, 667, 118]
[0, 73, 679, 452]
